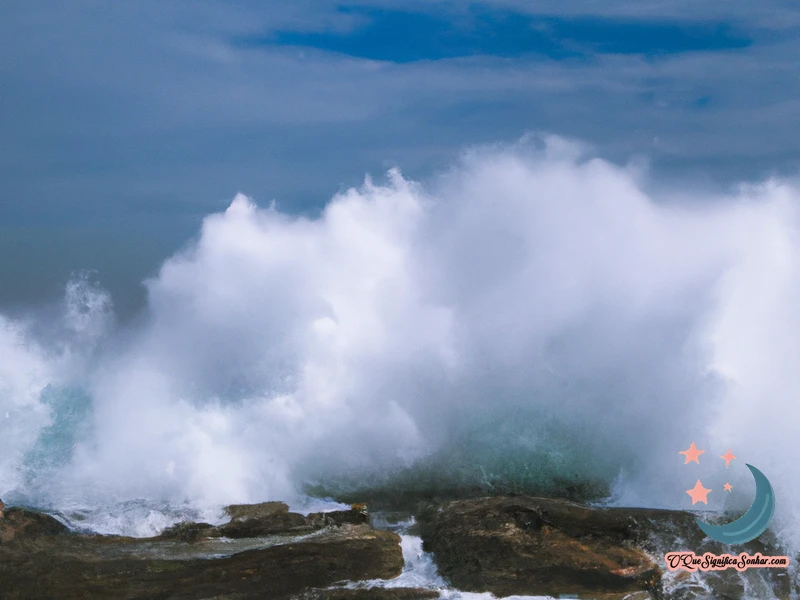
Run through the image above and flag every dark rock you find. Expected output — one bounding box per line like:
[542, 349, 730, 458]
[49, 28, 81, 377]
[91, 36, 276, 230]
[224, 501, 290, 520]
[0, 502, 404, 600]
[418, 496, 797, 600]
[217, 510, 312, 538]
[215, 504, 369, 539]
[292, 587, 439, 599]
[0, 506, 70, 543]
[418, 496, 663, 598]
[158, 521, 218, 543]
[0, 525, 403, 600]
[306, 508, 371, 528]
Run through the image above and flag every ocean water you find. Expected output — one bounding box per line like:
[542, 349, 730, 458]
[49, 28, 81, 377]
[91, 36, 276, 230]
[0, 137, 798, 559]
[345, 515, 554, 600]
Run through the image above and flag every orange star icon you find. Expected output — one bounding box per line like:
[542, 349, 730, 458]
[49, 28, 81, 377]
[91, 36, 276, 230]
[724, 483, 733, 492]
[721, 448, 736, 468]
[679, 442, 705, 464]
[687, 480, 712, 505]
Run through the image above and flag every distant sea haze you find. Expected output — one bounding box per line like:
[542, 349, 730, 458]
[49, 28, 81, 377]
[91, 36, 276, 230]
[0, 137, 797, 557]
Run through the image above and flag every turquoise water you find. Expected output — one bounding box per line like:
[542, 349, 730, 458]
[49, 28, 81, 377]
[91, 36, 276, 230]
[25, 385, 91, 474]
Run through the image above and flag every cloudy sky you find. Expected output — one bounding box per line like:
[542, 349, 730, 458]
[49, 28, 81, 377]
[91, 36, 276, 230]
[3, 0, 800, 316]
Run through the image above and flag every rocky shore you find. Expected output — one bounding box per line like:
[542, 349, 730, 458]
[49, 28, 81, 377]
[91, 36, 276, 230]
[0, 501, 412, 600]
[417, 496, 798, 599]
[0, 496, 796, 599]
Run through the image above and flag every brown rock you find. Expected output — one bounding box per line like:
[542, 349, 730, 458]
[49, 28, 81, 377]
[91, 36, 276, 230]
[224, 501, 291, 521]
[158, 521, 218, 543]
[292, 587, 439, 599]
[306, 508, 371, 528]
[217, 510, 312, 538]
[214, 504, 371, 539]
[418, 496, 662, 598]
[0, 501, 404, 600]
[0, 523, 403, 600]
[156, 502, 373, 542]
[418, 496, 798, 600]
[0, 506, 69, 543]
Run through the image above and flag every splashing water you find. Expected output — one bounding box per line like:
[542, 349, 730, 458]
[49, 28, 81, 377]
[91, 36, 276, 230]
[0, 137, 798, 555]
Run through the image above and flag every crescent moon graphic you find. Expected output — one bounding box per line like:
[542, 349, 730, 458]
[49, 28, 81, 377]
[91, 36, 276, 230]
[695, 464, 775, 545]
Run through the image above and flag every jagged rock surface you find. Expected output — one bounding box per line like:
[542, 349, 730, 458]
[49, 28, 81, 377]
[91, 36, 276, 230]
[0, 503, 402, 600]
[418, 496, 797, 600]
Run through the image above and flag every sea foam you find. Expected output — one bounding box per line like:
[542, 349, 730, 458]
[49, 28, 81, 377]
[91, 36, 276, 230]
[0, 136, 797, 555]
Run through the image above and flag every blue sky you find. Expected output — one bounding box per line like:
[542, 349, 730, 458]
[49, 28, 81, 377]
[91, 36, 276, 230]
[2, 0, 800, 316]
[261, 7, 751, 62]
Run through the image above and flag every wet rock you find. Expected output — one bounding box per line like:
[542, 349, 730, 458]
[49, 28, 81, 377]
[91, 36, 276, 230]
[418, 496, 663, 598]
[158, 503, 372, 542]
[418, 496, 797, 600]
[218, 510, 312, 538]
[158, 521, 218, 543]
[224, 500, 291, 520]
[215, 505, 370, 539]
[306, 507, 371, 528]
[0, 506, 69, 543]
[292, 587, 439, 599]
[215, 501, 310, 538]
[0, 503, 404, 600]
